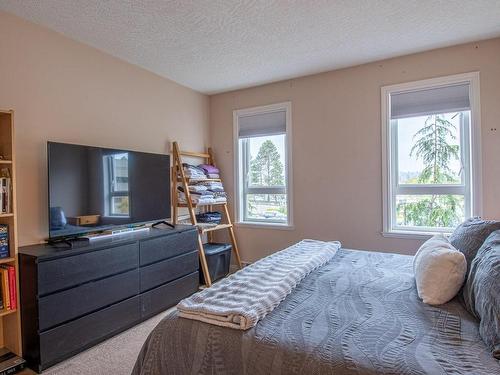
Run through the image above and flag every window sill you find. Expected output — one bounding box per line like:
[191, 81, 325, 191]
[235, 222, 295, 231]
[382, 230, 451, 240]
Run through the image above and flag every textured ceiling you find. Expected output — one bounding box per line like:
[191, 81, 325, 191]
[1, 1, 500, 94]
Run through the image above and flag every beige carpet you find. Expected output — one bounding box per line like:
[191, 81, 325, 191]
[42, 308, 174, 375]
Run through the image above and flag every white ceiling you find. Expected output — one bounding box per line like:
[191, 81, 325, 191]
[1, 1, 500, 94]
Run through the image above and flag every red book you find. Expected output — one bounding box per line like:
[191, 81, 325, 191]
[0, 268, 10, 310]
[7, 266, 16, 310]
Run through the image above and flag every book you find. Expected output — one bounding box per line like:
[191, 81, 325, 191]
[0, 225, 8, 259]
[6, 267, 15, 310]
[5, 178, 10, 214]
[0, 348, 26, 375]
[0, 269, 9, 310]
[0, 266, 15, 310]
[0, 178, 4, 214]
[0, 282, 3, 310]
[0, 178, 10, 214]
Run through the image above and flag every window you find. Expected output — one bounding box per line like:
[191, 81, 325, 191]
[382, 73, 481, 236]
[234, 102, 292, 227]
[104, 152, 130, 217]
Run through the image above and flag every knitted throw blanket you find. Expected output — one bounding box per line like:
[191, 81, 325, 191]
[177, 239, 341, 330]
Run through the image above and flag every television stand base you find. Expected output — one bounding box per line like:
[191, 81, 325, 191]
[152, 220, 175, 229]
[47, 236, 90, 249]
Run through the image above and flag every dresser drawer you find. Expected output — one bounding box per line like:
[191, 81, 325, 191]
[139, 229, 197, 266]
[38, 242, 139, 295]
[38, 269, 139, 331]
[141, 271, 198, 319]
[140, 250, 198, 292]
[39, 296, 140, 369]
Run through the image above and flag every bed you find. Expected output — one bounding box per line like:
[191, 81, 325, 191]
[132, 248, 499, 374]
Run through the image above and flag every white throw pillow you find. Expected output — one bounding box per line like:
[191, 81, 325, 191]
[413, 234, 467, 305]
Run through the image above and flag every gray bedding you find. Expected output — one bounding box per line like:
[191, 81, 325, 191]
[132, 249, 500, 375]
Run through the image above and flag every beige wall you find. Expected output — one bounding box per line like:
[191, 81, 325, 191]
[210, 38, 500, 262]
[2, 11, 499, 256]
[0, 12, 210, 246]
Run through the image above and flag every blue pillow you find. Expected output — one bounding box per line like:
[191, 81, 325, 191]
[449, 217, 500, 272]
[462, 230, 500, 359]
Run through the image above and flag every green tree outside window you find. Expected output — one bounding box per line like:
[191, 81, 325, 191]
[250, 140, 284, 186]
[397, 114, 463, 228]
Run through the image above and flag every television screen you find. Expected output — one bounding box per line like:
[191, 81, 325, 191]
[48, 142, 171, 239]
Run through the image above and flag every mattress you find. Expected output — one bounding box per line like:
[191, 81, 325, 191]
[132, 249, 500, 374]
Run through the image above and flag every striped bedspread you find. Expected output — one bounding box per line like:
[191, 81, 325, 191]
[177, 239, 340, 329]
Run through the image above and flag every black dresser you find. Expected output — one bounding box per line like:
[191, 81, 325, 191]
[19, 225, 199, 372]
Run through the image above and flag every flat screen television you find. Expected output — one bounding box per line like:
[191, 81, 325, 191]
[48, 142, 171, 239]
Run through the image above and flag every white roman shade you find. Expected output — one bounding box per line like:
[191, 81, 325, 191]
[391, 83, 470, 119]
[238, 110, 286, 138]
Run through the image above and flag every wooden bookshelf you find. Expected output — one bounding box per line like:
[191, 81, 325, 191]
[0, 258, 15, 265]
[0, 110, 21, 356]
[0, 309, 16, 318]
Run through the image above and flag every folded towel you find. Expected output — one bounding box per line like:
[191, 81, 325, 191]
[212, 191, 227, 198]
[182, 163, 205, 173]
[177, 239, 340, 330]
[182, 163, 207, 179]
[177, 186, 212, 196]
[196, 211, 222, 224]
[198, 164, 220, 174]
[188, 185, 208, 193]
[195, 181, 224, 190]
[185, 172, 206, 179]
[178, 191, 216, 204]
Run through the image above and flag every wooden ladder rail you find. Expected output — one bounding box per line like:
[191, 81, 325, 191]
[172, 142, 212, 286]
[171, 141, 242, 287]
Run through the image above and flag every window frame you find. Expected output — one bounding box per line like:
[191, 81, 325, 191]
[233, 102, 293, 229]
[104, 153, 130, 218]
[381, 72, 482, 238]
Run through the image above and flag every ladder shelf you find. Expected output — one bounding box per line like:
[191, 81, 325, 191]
[171, 141, 242, 287]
